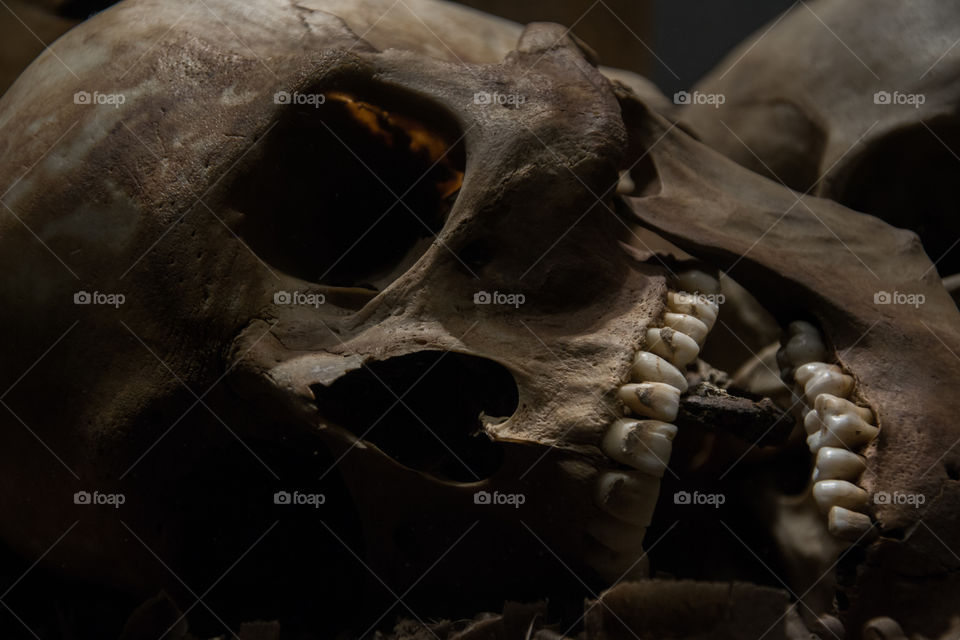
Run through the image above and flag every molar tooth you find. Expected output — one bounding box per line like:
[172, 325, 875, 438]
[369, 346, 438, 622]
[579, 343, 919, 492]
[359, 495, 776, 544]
[602, 418, 677, 477]
[778, 320, 826, 369]
[807, 394, 879, 452]
[618, 383, 680, 422]
[663, 312, 709, 346]
[631, 351, 688, 392]
[827, 505, 875, 542]
[675, 270, 720, 295]
[594, 470, 660, 527]
[812, 480, 869, 514]
[645, 327, 700, 369]
[794, 362, 854, 402]
[586, 516, 646, 554]
[666, 292, 718, 330]
[813, 447, 866, 481]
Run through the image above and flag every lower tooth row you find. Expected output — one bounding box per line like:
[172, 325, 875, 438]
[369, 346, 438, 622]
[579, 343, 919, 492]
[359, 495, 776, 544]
[589, 276, 720, 579]
[779, 320, 879, 541]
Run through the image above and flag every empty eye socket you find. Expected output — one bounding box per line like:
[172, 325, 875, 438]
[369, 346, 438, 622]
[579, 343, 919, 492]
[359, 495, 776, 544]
[228, 88, 465, 292]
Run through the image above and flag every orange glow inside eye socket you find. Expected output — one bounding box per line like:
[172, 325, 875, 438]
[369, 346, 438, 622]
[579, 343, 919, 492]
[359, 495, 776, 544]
[326, 91, 464, 199]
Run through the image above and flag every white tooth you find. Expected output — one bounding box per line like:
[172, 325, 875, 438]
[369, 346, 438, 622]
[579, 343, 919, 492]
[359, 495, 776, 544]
[586, 516, 646, 554]
[813, 447, 866, 482]
[803, 408, 823, 435]
[794, 362, 854, 402]
[602, 418, 677, 477]
[827, 505, 874, 541]
[663, 312, 709, 346]
[812, 480, 869, 514]
[618, 383, 680, 422]
[616, 170, 636, 195]
[807, 394, 878, 452]
[666, 292, 718, 330]
[779, 320, 826, 368]
[675, 270, 720, 295]
[595, 470, 660, 527]
[631, 351, 688, 392]
[645, 327, 700, 369]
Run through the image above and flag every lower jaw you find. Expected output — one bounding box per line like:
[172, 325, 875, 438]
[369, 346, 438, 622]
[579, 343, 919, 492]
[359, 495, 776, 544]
[588, 267, 880, 630]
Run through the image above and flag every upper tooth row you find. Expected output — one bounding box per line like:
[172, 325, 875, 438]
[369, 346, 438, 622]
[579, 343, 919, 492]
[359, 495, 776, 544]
[589, 274, 721, 580]
[779, 320, 878, 542]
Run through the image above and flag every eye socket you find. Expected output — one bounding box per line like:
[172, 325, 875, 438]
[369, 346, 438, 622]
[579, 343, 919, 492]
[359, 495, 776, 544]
[228, 89, 465, 292]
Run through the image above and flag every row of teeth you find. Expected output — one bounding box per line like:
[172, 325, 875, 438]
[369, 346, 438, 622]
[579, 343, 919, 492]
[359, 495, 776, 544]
[778, 321, 879, 542]
[588, 272, 720, 580]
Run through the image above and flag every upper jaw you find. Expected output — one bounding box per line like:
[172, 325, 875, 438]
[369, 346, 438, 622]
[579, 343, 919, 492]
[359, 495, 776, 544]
[621, 104, 960, 628]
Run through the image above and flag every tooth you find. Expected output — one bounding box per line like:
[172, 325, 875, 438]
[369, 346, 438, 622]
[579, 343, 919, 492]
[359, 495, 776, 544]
[631, 351, 688, 392]
[645, 327, 700, 369]
[862, 617, 908, 640]
[663, 312, 709, 346]
[778, 320, 826, 369]
[616, 170, 635, 195]
[827, 505, 875, 542]
[813, 447, 866, 481]
[586, 516, 646, 554]
[794, 362, 854, 401]
[602, 418, 677, 477]
[812, 480, 869, 514]
[803, 408, 823, 435]
[666, 292, 718, 330]
[675, 270, 720, 295]
[594, 470, 660, 526]
[807, 394, 879, 452]
[618, 382, 680, 422]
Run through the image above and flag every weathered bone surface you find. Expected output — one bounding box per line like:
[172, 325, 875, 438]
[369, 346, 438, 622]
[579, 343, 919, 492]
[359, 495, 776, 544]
[682, 0, 960, 278]
[622, 95, 960, 632]
[0, 0, 957, 636]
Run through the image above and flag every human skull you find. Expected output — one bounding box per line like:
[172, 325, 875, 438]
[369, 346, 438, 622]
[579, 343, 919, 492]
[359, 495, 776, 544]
[681, 0, 960, 283]
[0, 0, 958, 637]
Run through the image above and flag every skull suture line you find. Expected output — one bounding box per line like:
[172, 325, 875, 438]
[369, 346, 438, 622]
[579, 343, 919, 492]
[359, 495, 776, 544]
[0, 0, 958, 638]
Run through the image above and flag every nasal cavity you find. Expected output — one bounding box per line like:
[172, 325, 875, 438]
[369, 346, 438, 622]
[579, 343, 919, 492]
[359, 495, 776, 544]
[310, 351, 518, 482]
